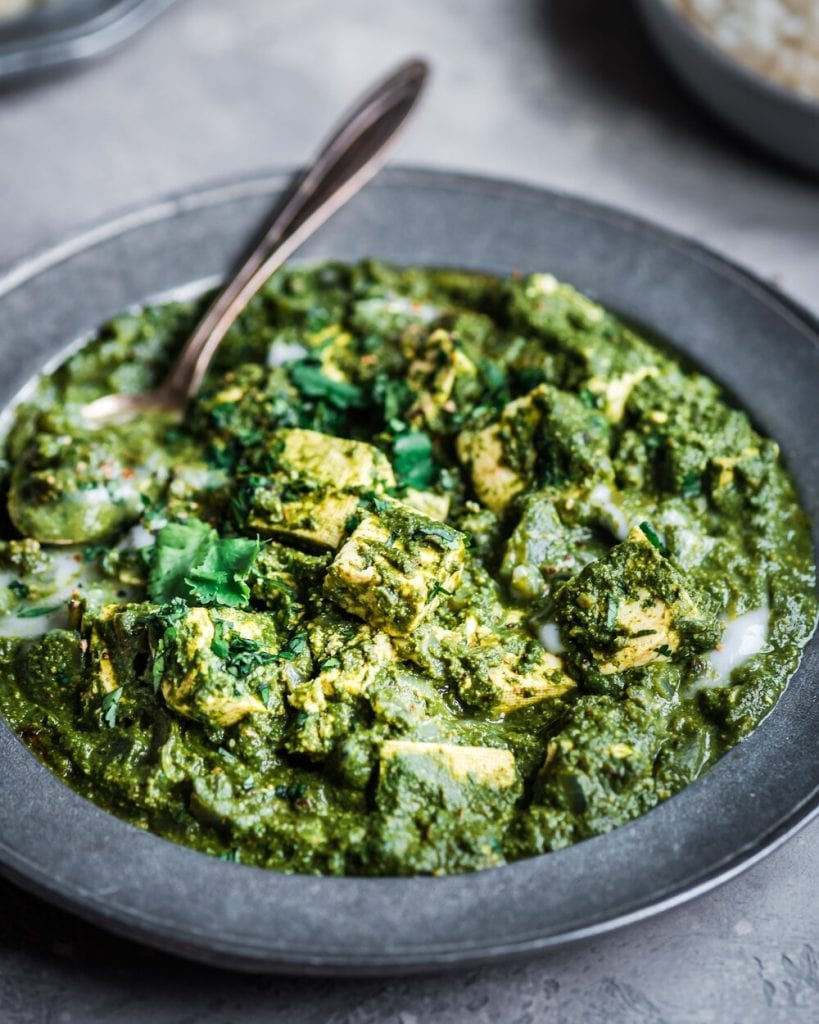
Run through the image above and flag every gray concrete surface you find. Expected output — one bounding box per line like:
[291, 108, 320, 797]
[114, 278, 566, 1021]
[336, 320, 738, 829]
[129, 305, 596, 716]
[0, 0, 817, 1020]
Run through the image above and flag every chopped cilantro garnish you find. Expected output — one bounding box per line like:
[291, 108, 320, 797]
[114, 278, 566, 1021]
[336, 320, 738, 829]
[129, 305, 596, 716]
[656, 644, 673, 657]
[263, 576, 298, 600]
[8, 579, 29, 599]
[289, 362, 367, 410]
[415, 520, 462, 551]
[224, 635, 277, 675]
[289, 631, 308, 654]
[305, 307, 331, 334]
[210, 618, 230, 659]
[428, 581, 453, 602]
[639, 521, 670, 558]
[151, 642, 168, 693]
[274, 782, 308, 804]
[148, 518, 259, 608]
[164, 426, 187, 445]
[275, 630, 308, 662]
[82, 544, 109, 563]
[101, 687, 123, 728]
[17, 601, 64, 619]
[149, 519, 211, 603]
[357, 492, 392, 515]
[511, 366, 546, 393]
[579, 387, 599, 410]
[604, 595, 619, 631]
[392, 430, 438, 489]
[373, 373, 413, 423]
[680, 472, 702, 499]
[478, 359, 506, 395]
[139, 599, 191, 693]
[211, 624, 307, 677]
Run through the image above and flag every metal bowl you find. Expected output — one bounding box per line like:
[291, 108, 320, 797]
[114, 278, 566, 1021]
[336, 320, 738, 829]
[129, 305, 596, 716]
[0, 168, 816, 974]
[635, 0, 819, 175]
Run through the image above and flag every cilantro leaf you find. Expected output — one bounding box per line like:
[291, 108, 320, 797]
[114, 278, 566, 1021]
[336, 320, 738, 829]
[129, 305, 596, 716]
[604, 595, 619, 631]
[101, 686, 123, 728]
[82, 544, 109, 563]
[579, 387, 599, 410]
[223, 634, 277, 675]
[428, 581, 453, 602]
[185, 535, 260, 608]
[8, 579, 29, 599]
[680, 472, 702, 499]
[210, 617, 230, 659]
[289, 362, 367, 410]
[17, 601, 65, 619]
[148, 518, 260, 608]
[149, 519, 213, 603]
[639, 521, 670, 558]
[373, 372, 413, 423]
[392, 430, 438, 489]
[415, 520, 463, 551]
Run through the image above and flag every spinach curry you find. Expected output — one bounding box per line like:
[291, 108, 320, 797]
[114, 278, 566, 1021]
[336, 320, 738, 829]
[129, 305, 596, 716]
[0, 261, 814, 876]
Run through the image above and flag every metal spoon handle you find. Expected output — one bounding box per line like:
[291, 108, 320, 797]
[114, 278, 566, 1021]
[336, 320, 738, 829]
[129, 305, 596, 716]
[163, 57, 428, 404]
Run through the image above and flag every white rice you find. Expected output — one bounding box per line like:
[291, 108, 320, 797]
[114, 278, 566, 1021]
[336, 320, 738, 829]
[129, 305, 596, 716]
[674, 0, 819, 99]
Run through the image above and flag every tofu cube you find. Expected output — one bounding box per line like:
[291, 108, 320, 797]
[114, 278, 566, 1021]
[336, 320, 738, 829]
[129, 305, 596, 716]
[456, 421, 527, 515]
[86, 603, 152, 702]
[405, 328, 479, 430]
[380, 740, 517, 789]
[287, 620, 396, 715]
[246, 428, 396, 550]
[439, 619, 576, 713]
[456, 387, 541, 514]
[371, 739, 520, 874]
[486, 646, 576, 713]
[553, 526, 721, 682]
[156, 606, 280, 727]
[457, 384, 610, 514]
[586, 366, 658, 423]
[323, 500, 466, 636]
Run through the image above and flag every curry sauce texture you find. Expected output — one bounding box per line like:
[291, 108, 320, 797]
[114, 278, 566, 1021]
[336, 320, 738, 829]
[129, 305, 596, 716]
[0, 261, 814, 875]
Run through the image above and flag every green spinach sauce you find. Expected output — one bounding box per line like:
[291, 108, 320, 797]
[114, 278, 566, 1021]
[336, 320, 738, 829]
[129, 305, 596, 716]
[0, 260, 814, 875]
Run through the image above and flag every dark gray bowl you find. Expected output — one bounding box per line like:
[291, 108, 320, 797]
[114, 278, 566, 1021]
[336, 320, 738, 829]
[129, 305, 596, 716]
[0, 168, 816, 975]
[0, 0, 176, 82]
[636, 0, 819, 175]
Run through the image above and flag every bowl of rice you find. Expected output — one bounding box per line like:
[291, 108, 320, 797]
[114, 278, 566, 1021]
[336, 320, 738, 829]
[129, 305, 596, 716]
[635, 0, 819, 174]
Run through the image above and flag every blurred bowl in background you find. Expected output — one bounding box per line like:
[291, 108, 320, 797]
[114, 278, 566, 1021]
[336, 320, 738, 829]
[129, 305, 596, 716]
[0, 0, 176, 83]
[635, 0, 819, 175]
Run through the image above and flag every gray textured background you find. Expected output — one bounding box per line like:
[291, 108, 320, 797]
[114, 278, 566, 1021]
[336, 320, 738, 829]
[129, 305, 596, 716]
[0, 1, 817, 1021]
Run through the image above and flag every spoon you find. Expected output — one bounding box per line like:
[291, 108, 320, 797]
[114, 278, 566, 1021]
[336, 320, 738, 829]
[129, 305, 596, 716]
[82, 57, 429, 423]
